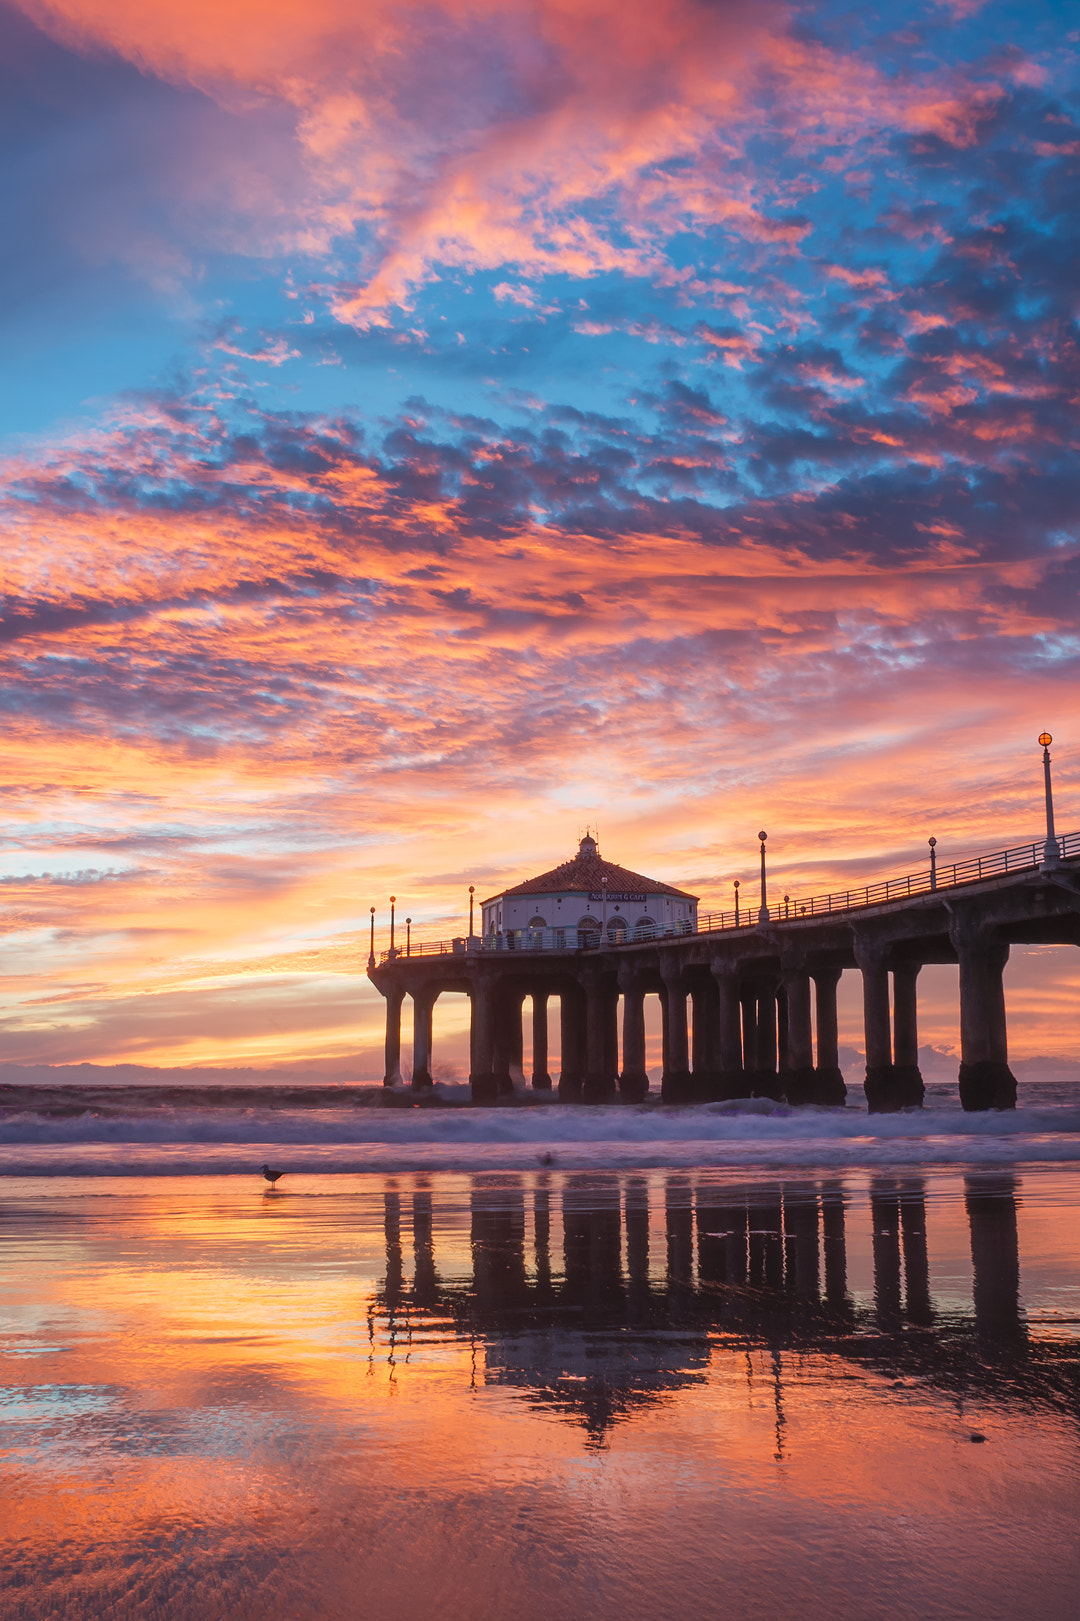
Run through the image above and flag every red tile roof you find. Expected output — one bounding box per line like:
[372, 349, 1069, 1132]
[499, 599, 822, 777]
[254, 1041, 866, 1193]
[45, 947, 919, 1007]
[483, 836, 698, 904]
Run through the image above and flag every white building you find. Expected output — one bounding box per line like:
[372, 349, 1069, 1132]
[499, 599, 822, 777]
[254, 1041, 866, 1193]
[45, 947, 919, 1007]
[480, 833, 698, 947]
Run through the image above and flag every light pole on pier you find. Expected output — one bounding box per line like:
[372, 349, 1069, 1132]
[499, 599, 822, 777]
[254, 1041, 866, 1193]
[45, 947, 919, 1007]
[389, 896, 397, 956]
[1040, 733, 1060, 866]
[601, 875, 608, 943]
[928, 836, 937, 891]
[406, 917, 412, 956]
[368, 906, 376, 969]
[758, 831, 769, 924]
[733, 878, 740, 927]
[469, 885, 475, 937]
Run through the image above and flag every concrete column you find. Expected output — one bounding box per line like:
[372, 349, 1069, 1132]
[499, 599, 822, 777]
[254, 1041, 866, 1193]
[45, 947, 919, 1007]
[661, 967, 692, 1102]
[891, 963, 925, 1108]
[583, 970, 615, 1103]
[491, 985, 517, 1096]
[604, 988, 620, 1094]
[855, 939, 900, 1112]
[507, 989, 525, 1087]
[754, 988, 782, 1101]
[781, 967, 815, 1106]
[618, 971, 649, 1102]
[470, 976, 497, 1103]
[559, 980, 586, 1103]
[740, 987, 758, 1074]
[690, 972, 713, 1102]
[951, 914, 1016, 1109]
[411, 988, 435, 1089]
[812, 967, 847, 1104]
[383, 982, 405, 1087]
[531, 992, 552, 1089]
[711, 964, 746, 1099]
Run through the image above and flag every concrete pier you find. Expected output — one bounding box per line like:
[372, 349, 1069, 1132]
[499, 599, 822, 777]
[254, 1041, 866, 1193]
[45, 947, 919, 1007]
[370, 843, 1080, 1110]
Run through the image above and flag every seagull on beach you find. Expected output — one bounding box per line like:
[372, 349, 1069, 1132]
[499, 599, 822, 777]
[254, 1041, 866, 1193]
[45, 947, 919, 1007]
[261, 1163, 285, 1190]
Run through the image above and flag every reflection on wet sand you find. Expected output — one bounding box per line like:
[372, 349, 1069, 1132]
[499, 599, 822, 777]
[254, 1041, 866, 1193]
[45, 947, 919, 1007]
[1, 1170, 1078, 1621]
[371, 1172, 1075, 1448]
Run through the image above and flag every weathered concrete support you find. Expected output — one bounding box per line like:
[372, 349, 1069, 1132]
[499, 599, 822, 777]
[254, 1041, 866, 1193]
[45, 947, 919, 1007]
[470, 977, 497, 1103]
[711, 964, 747, 1098]
[507, 989, 525, 1088]
[891, 962, 925, 1108]
[854, 939, 902, 1112]
[780, 966, 816, 1105]
[531, 991, 552, 1089]
[812, 967, 847, 1104]
[583, 969, 616, 1103]
[559, 981, 586, 1102]
[690, 978, 719, 1100]
[951, 913, 1016, 1109]
[604, 987, 620, 1095]
[411, 987, 435, 1089]
[491, 984, 517, 1096]
[618, 970, 649, 1102]
[754, 987, 782, 1101]
[661, 965, 693, 1102]
[383, 982, 405, 1087]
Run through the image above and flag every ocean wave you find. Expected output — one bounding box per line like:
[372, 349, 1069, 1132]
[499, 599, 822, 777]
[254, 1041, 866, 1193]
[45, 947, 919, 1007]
[1, 1096, 1079, 1174]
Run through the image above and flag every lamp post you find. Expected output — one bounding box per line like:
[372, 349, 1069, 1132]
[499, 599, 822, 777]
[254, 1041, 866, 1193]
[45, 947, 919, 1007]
[389, 896, 396, 956]
[406, 917, 412, 956]
[1040, 732, 1060, 865]
[757, 831, 769, 924]
[733, 878, 740, 927]
[368, 906, 376, 969]
[469, 885, 475, 937]
[783, 893, 790, 920]
[601, 875, 608, 943]
[928, 836, 937, 891]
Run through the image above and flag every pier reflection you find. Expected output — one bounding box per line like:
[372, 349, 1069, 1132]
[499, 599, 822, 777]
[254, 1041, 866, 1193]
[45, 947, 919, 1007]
[375, 1171, 1075, 1447]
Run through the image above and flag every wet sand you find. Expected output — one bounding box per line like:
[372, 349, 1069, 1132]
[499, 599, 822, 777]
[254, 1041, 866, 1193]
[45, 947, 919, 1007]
[0, 1165, 1077, 1620]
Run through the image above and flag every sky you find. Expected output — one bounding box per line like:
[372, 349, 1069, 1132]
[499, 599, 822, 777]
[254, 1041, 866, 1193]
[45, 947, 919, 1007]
[1, 0, 1078, 1077]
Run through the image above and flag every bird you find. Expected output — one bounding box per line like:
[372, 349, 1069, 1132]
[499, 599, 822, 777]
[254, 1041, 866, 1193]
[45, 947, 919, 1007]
[261, 1163, 285, 1190]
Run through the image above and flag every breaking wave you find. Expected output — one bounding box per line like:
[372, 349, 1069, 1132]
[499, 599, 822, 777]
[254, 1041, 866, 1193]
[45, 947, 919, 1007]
[1, 1081, 1078, 1175]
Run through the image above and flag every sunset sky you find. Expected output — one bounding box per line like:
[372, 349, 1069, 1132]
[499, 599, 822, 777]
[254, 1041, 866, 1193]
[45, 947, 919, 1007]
[2, 0, 1078, 1074]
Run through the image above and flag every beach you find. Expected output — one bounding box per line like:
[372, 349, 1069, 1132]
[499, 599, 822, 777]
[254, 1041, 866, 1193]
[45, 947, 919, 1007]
[1, 1090, 1077, 1620]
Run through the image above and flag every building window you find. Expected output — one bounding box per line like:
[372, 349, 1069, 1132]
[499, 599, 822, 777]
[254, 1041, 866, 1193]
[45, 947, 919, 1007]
[528, 916, 548, 929]
[606, 917, 627, 944]
[634, 917, 656, 941]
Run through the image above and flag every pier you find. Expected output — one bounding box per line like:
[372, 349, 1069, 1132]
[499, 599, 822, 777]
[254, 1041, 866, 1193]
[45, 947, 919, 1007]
[369, 822, 1080, 1111]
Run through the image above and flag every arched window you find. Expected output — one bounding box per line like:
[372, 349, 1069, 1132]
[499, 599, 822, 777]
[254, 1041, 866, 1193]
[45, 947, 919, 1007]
[527, 916, 548, 929]
[606, 917, 627, 944]
[577, 916, 601, 947]
[634, 916, 656, 941]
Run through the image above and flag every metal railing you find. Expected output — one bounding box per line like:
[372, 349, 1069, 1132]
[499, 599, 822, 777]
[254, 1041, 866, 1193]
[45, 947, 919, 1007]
[377, 830, 1079, 963]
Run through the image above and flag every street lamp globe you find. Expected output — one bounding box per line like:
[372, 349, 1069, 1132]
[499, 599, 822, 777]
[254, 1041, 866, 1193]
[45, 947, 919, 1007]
[1039, 732, 1052, 748]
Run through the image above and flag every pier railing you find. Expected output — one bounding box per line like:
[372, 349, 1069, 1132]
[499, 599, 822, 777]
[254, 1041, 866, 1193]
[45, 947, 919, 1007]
[377, 829, 1079, 963]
